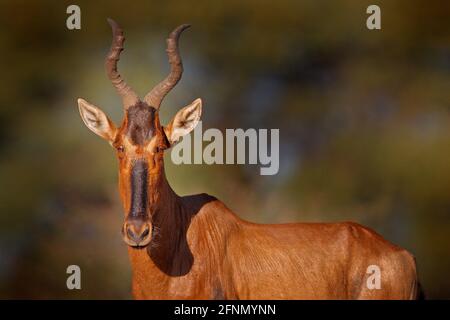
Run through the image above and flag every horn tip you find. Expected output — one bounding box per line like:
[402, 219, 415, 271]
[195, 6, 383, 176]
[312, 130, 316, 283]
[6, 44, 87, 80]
[107, 18, 119, 28]
[170, 24, 191, 37]
[180, 24, 191, 32]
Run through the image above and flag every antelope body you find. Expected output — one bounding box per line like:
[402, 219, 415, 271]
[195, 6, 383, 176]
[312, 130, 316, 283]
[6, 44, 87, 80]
[78, 19, 420, 299]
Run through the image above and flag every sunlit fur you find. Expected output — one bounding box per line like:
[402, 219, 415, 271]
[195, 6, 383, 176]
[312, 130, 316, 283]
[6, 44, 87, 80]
[78, 20, 421, 300]
[109, 104, 420, 300]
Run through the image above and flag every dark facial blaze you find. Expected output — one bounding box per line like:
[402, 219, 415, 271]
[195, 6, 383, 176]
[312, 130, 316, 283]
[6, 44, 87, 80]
[130, 159, 148, 218]
[122, 102, 160, 247]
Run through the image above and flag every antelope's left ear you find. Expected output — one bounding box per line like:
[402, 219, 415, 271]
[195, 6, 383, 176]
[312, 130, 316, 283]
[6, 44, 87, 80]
[78, 98, 118, 142]
[164, 98, 202, 145]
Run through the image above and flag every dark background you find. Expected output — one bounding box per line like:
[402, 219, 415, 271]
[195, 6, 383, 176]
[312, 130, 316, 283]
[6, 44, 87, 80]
[0, 0, 449, 299]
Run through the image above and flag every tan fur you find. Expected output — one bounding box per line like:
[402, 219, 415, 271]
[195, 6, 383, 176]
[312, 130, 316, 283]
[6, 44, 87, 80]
[124, 173, 419, 300]
[82, 89, 419, 300]
[79, 20, 420, 300]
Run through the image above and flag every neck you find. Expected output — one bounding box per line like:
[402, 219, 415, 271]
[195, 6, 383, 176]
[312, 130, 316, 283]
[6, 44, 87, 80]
[153, 174, 194, 270]
[128, 170, 194, 277]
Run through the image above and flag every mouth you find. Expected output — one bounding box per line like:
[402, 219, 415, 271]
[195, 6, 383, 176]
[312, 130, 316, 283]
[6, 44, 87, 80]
[128, 243, 149, 249]
[122, 235, 152, 248]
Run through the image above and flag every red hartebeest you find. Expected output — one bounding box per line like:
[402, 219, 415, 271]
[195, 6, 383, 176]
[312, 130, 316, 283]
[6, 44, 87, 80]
[78, 19, 421, 299]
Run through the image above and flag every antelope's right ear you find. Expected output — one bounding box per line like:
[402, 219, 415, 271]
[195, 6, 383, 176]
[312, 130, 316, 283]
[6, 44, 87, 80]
[78, 98, 117, 142]
[164, 98, 202, 145]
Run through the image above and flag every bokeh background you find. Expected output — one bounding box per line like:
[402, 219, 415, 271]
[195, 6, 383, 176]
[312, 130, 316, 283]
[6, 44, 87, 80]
[0, 0, 449, 299]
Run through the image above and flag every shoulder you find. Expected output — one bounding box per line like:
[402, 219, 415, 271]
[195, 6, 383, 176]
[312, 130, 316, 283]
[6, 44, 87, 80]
[181, 193, 222, 215]
[182, 193, 218, 208]
[181, 193, 241, 222]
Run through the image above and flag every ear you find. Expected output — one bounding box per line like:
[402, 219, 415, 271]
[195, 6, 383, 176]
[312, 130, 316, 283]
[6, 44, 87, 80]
[164, 98, 202, 145]
[78, 98, 117, 142]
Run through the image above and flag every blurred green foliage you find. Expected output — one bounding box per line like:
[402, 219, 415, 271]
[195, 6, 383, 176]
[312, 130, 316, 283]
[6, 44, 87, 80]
[0, 0, 449, 298]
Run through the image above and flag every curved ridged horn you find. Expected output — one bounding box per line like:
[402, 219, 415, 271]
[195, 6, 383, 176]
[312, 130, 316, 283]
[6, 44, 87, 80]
[144, 24, 190, 109]
[105, 18, 139, 109]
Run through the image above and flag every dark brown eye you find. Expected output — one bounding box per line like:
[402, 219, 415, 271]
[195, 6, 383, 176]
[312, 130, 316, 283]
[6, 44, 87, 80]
[117, 145, 125, 153]
[155, 146, 161, 153]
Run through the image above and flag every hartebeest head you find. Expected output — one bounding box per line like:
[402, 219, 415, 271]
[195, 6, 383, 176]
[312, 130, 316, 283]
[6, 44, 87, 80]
[78, 19, 202, 247]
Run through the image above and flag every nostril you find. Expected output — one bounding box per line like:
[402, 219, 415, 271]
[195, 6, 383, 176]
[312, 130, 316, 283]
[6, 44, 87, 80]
[141, 227, 150, 239]
[127, 227, 137, 241]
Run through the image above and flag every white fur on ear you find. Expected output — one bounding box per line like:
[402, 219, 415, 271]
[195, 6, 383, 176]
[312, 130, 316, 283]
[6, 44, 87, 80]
[165, 98, 202, 145]
[78, 98, 117, 141]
